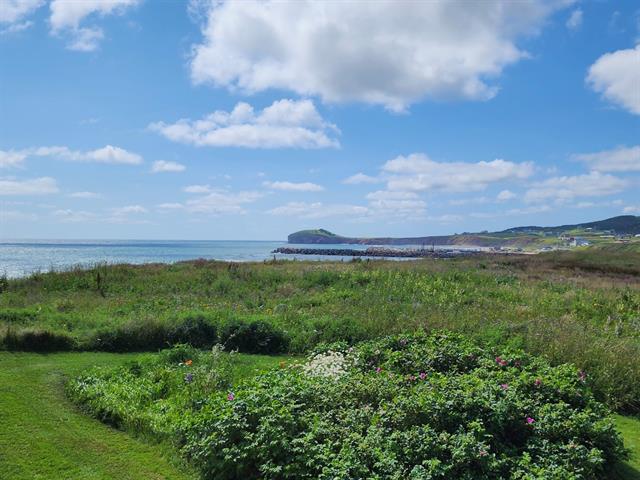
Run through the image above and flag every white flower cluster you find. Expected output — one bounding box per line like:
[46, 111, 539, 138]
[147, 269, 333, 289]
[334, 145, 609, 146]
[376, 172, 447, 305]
[303, 350, 351, 379]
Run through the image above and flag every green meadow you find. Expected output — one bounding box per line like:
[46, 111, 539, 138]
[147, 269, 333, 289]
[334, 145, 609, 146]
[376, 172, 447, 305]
[1, 248, 639, 478]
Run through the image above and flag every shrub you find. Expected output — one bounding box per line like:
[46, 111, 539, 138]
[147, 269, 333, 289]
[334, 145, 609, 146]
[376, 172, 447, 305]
[3, 328, 75, 351]
[168, 315, 217, 348]
[69, 332, 627, 479]
[219, 319, 288, 354]
[87, 318, 169, 352]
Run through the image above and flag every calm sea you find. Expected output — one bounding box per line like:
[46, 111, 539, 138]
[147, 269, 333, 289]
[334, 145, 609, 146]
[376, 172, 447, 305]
[0, 239, 425, 278]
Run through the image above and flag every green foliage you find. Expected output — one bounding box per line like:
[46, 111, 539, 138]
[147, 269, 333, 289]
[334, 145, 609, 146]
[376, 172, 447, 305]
[219, 319, 289, 354]
[2, 253, 640, 412]
[2, 327, 76, 352]
[68, 333, 628, 479]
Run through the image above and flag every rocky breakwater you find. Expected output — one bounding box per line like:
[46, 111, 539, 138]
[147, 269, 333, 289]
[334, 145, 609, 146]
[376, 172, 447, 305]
[272, 246, 482, 258]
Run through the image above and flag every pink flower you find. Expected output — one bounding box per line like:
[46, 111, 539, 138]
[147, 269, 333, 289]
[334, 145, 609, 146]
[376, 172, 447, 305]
[500, 383, 509, 390]
[419, 372, 427, 380]
[495, 356, 508, 367]
[375, 367, 382, 374]
[479, 449, 488, 457]
[534, 378, 542, 387]
[526, 417, 535, 424]
[578, 370, 587, 382]
[408, 375, 416, 382]
[227, 392, 235, 401]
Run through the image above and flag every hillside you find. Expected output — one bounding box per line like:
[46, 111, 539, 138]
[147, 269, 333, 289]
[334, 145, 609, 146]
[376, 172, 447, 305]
[501, 215, 640, 235]
[288, 215, 640, 247]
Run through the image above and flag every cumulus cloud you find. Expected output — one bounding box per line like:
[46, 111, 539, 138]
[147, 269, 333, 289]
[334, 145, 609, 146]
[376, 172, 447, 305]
[190, 0, 570, 111]
[151, 160, 186, 173]
[0, 177, 59, 195]
[49, 0, 141, 52]
[623, 206, 640, 214]
[33, 145, 142, 164]
[53, 209, 97, 222]
[497, 189, 517, 201]
[524, 171, 628, 203]
[0, 150, 28, 168]
[382, 153, 534, 192]
[263, 181, 324, 192]
[184, 184, 211, 194]
[566, 8, 583, 30]
[365, 190, 427, 218]
[0, 0, 43, 25]
[573, 145, 640, 172]
[343, 173, 381, 185]
[587, 45, 640, 115]
[267, 202, 369, 219]
[184, 190, 263, 215]
[69, 191, 102, 199]
[150, 99, 339, 149]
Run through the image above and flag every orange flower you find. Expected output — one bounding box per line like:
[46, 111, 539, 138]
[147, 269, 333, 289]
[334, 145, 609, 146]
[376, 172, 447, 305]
[185, 359, 193, 366]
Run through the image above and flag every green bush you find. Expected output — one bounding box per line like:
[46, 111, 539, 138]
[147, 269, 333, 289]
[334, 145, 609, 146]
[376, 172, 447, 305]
[219, 320, 288, 354]
[3, 328, 75, 351]
[168, 315, 217, 348]
[68, 332, 627, 479]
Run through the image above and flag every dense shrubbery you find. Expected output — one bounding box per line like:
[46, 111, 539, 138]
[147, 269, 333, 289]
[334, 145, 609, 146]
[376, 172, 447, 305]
[219, 319, 289, 354]
[2, 327, 76, 351]
[67, 332, 627, 479]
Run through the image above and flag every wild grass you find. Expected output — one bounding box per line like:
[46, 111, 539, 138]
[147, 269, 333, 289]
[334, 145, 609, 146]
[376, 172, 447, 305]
[1, 249, 639, 412]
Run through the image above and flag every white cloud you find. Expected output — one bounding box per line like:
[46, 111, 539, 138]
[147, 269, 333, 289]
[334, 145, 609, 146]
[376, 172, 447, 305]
[1, 20, 34, 35]
[190, 0, 570, 111]
[497, 189, 517, 201]
[150, 99, 339, 149]
[0, 177, 59, 195]
[343, 173, 380, 185]
[573, 145, 640, 172]
[267, 202, 369, 219]
[49, 0, 141, 52]
[587, 45, 640, 115]
[157, 202, 184, 210]
[0, 0, 43, 25]
[0, 150, 28, 168]
[365, 190, 427, 218]
[151, 160, 186, 173]
[53, 209, 97, 222]
[566, 8, 583, 30]
[185, 190, 262, 215]
[110, 205, 147, 215]
[34, 145, 142, 164]
[623, 206, 640, 214]
[263, 181, 324, 192]
[383, 153, 534, 192]
[525, 171, 628, 203]
[184, 184, 211, 194]
[66, 26, 104, 52]
[69, 191, 102, 199]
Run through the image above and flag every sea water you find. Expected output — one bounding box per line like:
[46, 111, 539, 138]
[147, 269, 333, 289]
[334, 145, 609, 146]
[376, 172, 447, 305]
[0, 239, 454, 278]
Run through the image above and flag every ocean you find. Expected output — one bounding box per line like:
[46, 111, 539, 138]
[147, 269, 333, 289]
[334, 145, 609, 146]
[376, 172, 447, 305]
[0, 239, 435, 278]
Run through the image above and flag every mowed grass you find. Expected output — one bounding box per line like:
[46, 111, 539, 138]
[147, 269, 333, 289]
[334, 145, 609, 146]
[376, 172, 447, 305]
[0, 351, 285, 480]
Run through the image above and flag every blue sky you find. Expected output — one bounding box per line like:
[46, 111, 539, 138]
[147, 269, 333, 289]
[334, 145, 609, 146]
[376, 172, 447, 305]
[1, 0, 639, 240]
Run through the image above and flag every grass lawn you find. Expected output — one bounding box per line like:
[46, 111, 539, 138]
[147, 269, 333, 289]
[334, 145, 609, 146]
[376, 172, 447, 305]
[0, 351, 638, 479]
[0, 351, 284, 480]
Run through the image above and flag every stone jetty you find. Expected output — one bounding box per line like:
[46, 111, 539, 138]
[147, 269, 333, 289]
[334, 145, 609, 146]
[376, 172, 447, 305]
[272, 246, 482, 258]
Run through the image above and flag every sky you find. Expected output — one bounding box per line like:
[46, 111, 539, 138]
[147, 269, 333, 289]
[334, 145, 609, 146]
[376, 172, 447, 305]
[0, 0, 639, 240]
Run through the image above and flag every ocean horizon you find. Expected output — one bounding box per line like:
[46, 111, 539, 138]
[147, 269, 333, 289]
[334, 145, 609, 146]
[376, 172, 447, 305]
[0, 239, 468, 278]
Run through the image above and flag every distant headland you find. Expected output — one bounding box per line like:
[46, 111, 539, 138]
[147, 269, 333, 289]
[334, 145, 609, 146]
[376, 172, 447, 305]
[287, 215, 640, 251]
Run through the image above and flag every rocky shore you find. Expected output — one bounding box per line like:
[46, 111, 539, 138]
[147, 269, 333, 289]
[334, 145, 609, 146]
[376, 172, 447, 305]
[272, 246, 483, 258]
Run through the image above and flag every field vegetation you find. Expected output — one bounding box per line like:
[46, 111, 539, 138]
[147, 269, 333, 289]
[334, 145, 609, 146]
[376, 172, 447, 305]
[1, 249, 639, 413]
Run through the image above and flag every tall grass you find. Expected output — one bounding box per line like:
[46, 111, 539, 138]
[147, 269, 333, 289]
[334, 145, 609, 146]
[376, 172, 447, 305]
[1, 250, 639, 411]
